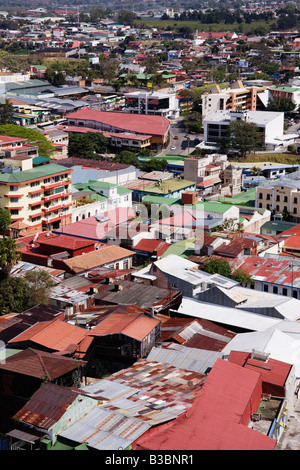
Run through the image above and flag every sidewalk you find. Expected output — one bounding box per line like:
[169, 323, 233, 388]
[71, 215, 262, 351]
[277, 399, 300, 450]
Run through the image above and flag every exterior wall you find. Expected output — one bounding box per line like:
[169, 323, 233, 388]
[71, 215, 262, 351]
[0, 168, 72, 230]
[256, 184, 300, 221]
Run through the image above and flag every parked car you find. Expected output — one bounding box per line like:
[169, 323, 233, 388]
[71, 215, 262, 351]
[171, 146, 176, 150]
[174, 135, 179, 139]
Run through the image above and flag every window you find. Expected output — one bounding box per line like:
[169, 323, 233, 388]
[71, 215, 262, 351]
[10, 197, 19, 203]
[282, 288, 287, 296]
[9, 185, 18, 191]
[294, 197, 298, 204]
[267, 194, 271, 200]
[284, 196, 288, 202]
[276, 195, 280, 201]
[293, 290, 298, 299]
[263, 284, 268, 292]
[273, 286, 278, 294]
[258, 193, 263, 199]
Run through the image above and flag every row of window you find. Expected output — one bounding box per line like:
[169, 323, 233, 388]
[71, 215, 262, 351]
[263, 283, 298, 298]
[258, 193, 298, 203]
[258, 202, 298, 214]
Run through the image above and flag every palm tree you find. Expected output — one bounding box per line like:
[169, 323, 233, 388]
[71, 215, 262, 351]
[0, 238, 21, 279]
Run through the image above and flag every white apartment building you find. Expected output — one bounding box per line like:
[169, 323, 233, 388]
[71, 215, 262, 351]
[203, 110, 296, 150]
[123, 91, 180, 119]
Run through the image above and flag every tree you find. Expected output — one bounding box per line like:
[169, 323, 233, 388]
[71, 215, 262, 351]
[68, 132, 109, 159]
[267, 97, 295, 112]
[117, 10, 137, 26]
[227, 119, 262, 158]
[0, 100, 15, 124]
[113, 150, 140, 168]
[24, 270, 56, 307]
[231, 269, 254, 287]
[205, 258, 232, 277]
[142, 158, 168, 172]
[0, 237, 22, 279]
[0, 276, 30, 315]
[0, 124, 55, 157]
[0, 208, 11, 236]
[222, 217, 244, 232]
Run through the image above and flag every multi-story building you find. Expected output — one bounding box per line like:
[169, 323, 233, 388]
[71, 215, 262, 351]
[124, 91, 180, 119]
[255, 178, 300, 222]
[201, 80, 268, 119]
[0, 156, 73, 232]
[203, 109, 296, 151]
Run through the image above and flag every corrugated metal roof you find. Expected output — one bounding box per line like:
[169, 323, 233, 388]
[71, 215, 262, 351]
[147, 344, 222, 374]
[59, 407, 151, 450]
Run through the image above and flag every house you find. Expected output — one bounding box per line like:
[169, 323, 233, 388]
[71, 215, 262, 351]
[133, 358, 277, 450]
[8, 382, 97, 450]
[145, 254, 238, 298]
[132, 238, 170, 264]
[235, 256, 300, 301]
[76, 311, 161, 368]
[7, 319, 87, 355]
[94, 280, 182, 315]
[176, 296, 283, 333]
[228, 350, 296, 421]
[56, 244, 134, 275]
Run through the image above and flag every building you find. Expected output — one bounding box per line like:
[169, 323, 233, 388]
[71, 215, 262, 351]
[65, 109, 170, 151]
[0, 157, 72, 231]
[203, 110, 297, 151]
[235, 255, 300, 300]
[201, 80, 268, 119]
[133, 358, 277, 450]
[124, 91, 180, 119]
[255, 177, 300, 222]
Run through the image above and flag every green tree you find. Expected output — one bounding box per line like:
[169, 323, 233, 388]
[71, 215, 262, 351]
[206, 258, 232, 277]
[231, 269, 254, 287]
[227, 119, 262, 158]
[142, 158, 168, 172]
[113, 150, 141, 168]
[24, 270, 56, 307]
[0, 124, 55, 157]
[0, 237, 22, 279]
[267, 97, 295, 112]
[117, 10, 137, 26]
[64, 132, 109, 159]
[0, 276, 30, 315]
[0, 100, 15, 124]
[0, 208, 11, 236]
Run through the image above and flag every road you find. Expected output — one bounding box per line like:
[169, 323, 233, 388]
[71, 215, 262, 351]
[166, 117, 202, 155]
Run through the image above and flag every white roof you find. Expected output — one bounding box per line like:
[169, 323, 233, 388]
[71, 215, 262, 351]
[153, 254, 238, 288]
[176, 297, 281, 332]
[221, 328, 300, 375]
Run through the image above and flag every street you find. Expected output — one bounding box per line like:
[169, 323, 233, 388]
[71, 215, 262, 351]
[167, 117, 202, 155]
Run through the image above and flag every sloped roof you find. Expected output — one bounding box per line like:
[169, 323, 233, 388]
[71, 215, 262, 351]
[0, 347, 84, 380]
[8, 319, 87, 353]
[60, 245, 134, 274]
[134, 358, 276, 450]
[13, 382, 83, 429]
[88, 313, 160, 341]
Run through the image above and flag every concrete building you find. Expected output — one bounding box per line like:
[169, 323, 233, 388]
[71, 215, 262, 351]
[123, 90, 180, 119]
[255, 177, 300, 222]
[203, 110, 297, 151]
[201, 80, 267, 119]
[0, 157, 72, 231]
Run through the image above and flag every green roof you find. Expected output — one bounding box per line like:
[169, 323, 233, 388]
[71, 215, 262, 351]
[161, 238, 196, 258]
[194, 201, 235, 214]
[0, 163, 71, 184]
[145, 179, 195, 195]
[218, 187, 257, 207]
[142, 195, 181, 205]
